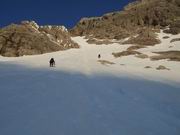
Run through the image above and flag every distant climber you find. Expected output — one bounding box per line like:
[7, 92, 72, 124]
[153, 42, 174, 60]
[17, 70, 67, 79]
[98, 54, 101, 59]
[49, 58, 55, 67]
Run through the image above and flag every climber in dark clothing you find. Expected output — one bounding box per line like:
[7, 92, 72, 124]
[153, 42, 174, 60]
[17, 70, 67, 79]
[98, 54, 101, 59]
[49, 58, 55, 67]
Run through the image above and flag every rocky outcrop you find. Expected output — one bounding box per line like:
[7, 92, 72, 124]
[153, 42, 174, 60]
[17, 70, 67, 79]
[0, 21, 79, 57]
[70, 0, 180, 41]
[151, 51, 180, 61]
[163, 20, 180, 34]
[123, 29, 161, 45]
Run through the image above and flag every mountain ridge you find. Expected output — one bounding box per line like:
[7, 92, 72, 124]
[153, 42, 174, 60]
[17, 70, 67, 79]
[70, 0, 180, 40]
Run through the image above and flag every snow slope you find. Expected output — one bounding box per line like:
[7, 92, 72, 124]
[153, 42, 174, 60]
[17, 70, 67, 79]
[0, 63, 180, 135]
[0, 32, 180, 135]
[0, 31, 180, 85]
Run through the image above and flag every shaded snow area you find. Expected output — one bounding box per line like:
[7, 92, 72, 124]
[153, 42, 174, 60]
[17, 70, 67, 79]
[0, 32, 180, 135]
[0, 63, 180, 135]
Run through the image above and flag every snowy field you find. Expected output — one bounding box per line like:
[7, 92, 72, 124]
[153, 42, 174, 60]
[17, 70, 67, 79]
[0, 32, 180, 135]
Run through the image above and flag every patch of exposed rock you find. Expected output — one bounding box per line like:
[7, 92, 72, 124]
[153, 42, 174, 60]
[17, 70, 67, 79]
[156, 65, 170, 70]
[163, 36, 170, 39]
[136, 53, 149, 59]
[86, 38, 114, 45]
[0, 21, 79, 57]
[170, 38, 180, 43]
[98, 60, 115, 66]
[151, 51, 180, 61]
[112, 50, 142, 58]
[145, 66, 152, 69]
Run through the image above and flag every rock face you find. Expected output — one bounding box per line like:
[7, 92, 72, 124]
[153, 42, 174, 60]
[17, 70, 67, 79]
[70, 0, 180, 40]
[123, 29, 161, 45]
[0, 21, 79, 57]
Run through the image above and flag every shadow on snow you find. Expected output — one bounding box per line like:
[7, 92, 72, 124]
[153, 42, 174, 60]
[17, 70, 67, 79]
[0, 62, 180, 135]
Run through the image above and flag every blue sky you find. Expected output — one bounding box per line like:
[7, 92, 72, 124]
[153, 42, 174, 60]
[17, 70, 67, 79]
[0, 0, 134, 28]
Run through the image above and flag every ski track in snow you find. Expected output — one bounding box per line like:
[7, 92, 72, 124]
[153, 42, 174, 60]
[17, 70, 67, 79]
[0, 32, 180, 135]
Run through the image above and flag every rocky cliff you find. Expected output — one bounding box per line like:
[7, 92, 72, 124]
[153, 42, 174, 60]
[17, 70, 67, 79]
[0, 21, 79, 57]
[70, 0, 180, 40]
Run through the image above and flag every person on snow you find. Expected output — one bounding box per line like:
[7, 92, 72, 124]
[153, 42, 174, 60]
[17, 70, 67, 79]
[49, 58, 55, 67]
[98, 54, 101, 59]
